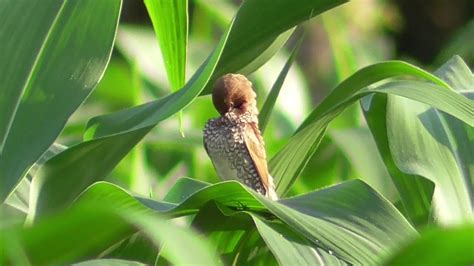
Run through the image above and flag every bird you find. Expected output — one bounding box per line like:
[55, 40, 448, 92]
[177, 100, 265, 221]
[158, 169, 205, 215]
[203, 73, 278, 200]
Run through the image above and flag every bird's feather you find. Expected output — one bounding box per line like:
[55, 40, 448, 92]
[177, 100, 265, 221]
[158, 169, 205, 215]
[243, 123, 271, 191]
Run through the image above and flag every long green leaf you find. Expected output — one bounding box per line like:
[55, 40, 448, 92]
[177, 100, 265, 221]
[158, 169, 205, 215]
[387, 95, 473, 224]
[365, 56, 473, 226]
[259, 35, 303, 133]
[271, 59, 473, 196]
[123, 211, 221, 266]
[144, 0, 188, 135]
[76, 178, 415, 265]
[0, 0, 122, 202]
[144, 0, 188, 92]
[364, 94, 435, 227]
[1, 207, 219, 265]
[29, 0, 347, 219]
[5, 143, 66, 214]
[387, 58, 473, 224]
[252, 215, 347, 265]
[1, 206, 132, 265]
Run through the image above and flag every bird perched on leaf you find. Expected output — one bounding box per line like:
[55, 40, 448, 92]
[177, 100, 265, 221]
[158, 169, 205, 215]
[203, 73, 278, 200]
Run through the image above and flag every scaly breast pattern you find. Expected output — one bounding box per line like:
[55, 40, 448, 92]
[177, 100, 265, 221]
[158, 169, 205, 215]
[203, 112, 266, 195]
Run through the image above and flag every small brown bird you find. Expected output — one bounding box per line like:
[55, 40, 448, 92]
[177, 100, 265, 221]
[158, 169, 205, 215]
[203, 74, 278, 200]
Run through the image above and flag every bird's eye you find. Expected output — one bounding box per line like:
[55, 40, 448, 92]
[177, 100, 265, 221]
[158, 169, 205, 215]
[234, 102, 243, 109]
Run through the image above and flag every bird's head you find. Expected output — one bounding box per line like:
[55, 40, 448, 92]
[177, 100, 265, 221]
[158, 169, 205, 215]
[212, 74, 258, 116]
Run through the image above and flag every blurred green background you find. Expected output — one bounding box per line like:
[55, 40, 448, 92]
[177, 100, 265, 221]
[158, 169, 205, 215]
[60, 0, 474, 199]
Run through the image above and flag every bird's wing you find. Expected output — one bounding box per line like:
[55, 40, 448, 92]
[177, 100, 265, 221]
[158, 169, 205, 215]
[243, 122, 271, 191]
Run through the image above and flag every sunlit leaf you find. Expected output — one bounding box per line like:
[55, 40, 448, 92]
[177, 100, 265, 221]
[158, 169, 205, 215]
[76, 178, 415, 265]
[271, 59, 473, 196]
[144, 0, 188, 92]
[259, 36, 302, 133]
[0, 0, 122, 202]
[1, 206, 219, 265]
[29, 0, 346, 219]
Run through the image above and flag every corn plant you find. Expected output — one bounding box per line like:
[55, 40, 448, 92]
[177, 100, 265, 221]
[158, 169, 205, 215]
[0, 0, 473, 265]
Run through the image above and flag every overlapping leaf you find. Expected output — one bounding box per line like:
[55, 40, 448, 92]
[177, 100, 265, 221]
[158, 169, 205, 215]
[379, 57, 473, 224]
[0, 204, 219, 265]
[28, 0, 347, 219]
[0, 0, 122, 202]
[74, 178, 416, 265]
[271, 59, 474, 196]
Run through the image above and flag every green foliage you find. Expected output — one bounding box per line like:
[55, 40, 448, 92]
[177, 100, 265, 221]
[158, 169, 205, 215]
[0, 0, 121, 202]
[1, 0, 473, 265]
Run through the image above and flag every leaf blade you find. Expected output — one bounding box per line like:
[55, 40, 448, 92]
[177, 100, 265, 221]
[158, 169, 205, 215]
[0, 0, 122, 201]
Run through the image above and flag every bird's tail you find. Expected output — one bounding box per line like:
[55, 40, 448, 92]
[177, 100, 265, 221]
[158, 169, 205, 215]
[266, 175, 279, 200]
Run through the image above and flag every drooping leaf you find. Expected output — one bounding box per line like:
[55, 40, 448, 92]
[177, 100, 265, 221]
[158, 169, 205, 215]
[0, 0, 122, 202]
[252, 215, 347, 265]
[1, 206, 219, 265]
[1, 206, 132, 265]
[144, 0, 188, 92]
[363, 94, 435, 227]
[144, 0, 188, 135]
[75, 178, 416, 265]
[29, 0, 347, 220]
[364, 56, 473, 226]
[271, 59, 473, 196]
[123, 211, 221, 266]
[385, 57, 473, 224]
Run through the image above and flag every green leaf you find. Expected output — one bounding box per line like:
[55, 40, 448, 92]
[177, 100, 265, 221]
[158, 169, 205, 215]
[0, 0, 122, 202]
[162, 177, 210, 204]
[76, 178, 415, 265]
[101, 232, 158, 265]
[144, 0, 188, 92]
[265, 180, 416, 265]
[29, 0, 347, 219]
[364, 56, 473, 226]
[28, 128, 151, 221]
[193, 204, 276, 266]
[1, 206, 132, 265]
[207, 0, 346, 88]
[383, 57, 474, 224]
[5, 143, 66, 214]
[384, 224, 474, 266]
[123, 211, 221, 266]
[259, 35, 302, 133]
[252, 216, 347, 265]
[191, 201, 255, 265]
[364, 94, 435, 227]
[271, 60, 473, 196]
[144, 0, 188, 135]
[1, 206, 219, 265]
